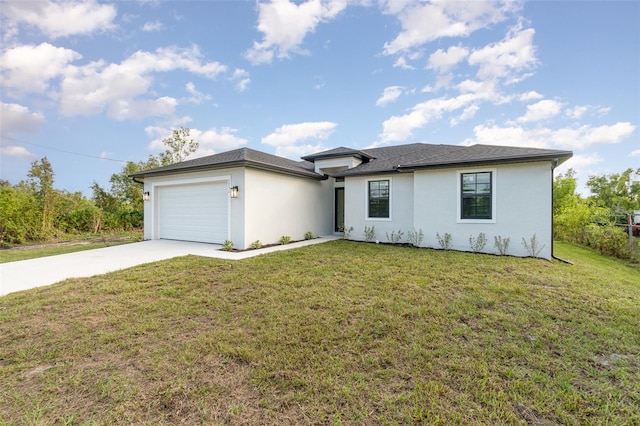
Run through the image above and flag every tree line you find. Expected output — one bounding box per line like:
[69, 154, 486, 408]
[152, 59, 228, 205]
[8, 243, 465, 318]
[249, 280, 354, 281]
[554, 167, 640, 260]
[0, 128, 197, 246]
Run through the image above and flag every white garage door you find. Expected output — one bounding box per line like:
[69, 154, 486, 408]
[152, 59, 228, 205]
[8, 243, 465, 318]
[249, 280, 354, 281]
[157, 182, 228, 243]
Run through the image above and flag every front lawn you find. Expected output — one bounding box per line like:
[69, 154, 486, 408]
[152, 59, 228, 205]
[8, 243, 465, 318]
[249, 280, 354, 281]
[0, 241, 638, 424]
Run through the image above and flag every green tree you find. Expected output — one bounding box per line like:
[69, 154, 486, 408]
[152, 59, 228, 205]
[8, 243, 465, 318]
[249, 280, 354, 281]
[26, 157, 56, 238]
[92, 128, 198, 230]
[553, 169, 578, 216]
[586, 168, 640, 212]
[158, 127, 198, 166]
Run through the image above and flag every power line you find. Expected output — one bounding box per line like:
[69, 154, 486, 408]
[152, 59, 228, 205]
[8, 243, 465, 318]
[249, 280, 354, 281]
[1, 136, 128, 163]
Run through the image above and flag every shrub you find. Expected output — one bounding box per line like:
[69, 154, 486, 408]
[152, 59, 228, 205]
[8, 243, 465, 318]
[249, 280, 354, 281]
[494, 235, 511, 255]
[408, 228, 424, 247]
[304, 231, 314, 240]
[436, 232, 452, 250]
[279, 235, 291, 245]
[386, 229, 404, 244]
[222, 239, 234, 251]
[363, 225, 376, 243]
[469, 232, 487, 253]
[522, 234, 545, 257]
[340, 225, 353, 239]
[584, 223, 628, 258]
[250, 240, 262, 249]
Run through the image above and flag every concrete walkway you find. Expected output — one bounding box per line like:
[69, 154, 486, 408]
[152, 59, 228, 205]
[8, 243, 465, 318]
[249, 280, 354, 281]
[0, 236, 340, 297]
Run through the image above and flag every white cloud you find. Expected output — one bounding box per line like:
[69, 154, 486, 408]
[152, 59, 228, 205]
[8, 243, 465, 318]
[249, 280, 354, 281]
[145, 126, 248, 158]
[245, 0, 347, 64]
[427, 44, 469, 74]
[465, 122, 636, 150]
[0, 43, 82, 95]
[231, 68, 251, 91]
[108, 97, 178, 121]
[392, 56, 415, 70]
[142, 21, 164, 32]
[0, 145, 37, 161]
[519, 91, 543, 102]
[60, 45, 226, 118]
[450, 104, 479, 126]
[383, 0, 518, 55]
[0, 102, 45, 137]
[262, 121, 336, 157]
[1, 0, 116, 39]
[468, 25, 537, 81]
[185, 82, 212, 104]
[630, 149, 640, 157]
[376, 86, 404, 106]
[517, 99, 563, 123]
[565, 105, 589, 120]
[379, 93, 483, 142]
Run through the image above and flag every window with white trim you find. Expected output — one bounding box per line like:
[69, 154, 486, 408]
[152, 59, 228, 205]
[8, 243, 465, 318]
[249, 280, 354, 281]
[461, 171, 493, 220]
[368, 179, 390, 219]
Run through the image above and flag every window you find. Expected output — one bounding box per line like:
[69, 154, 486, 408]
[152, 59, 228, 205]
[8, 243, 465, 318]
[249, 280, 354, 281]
[368, 179, 390, 218]
[461, 171, 492, 220]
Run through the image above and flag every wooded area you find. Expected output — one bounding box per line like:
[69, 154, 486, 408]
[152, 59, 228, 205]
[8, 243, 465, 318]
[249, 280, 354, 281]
[0, 128, 197, 246]
[1, 130, 639, 260]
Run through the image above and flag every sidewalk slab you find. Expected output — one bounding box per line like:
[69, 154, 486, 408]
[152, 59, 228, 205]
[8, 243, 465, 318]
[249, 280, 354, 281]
[0, 236, 340, 296]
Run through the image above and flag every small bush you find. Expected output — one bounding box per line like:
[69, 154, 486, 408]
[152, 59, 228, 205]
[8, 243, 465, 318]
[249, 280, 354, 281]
[408, 228, 424, 247]
[304, 231, 314, 240]
[250, 240, 262, 249]
[436, 232, 452, 250]
[363, 225, 376, 243]
[469, 232, 487, 253]
[522, 234, 545, 257]
[584, 223, 629, 258]
[222, 239, 234, 251]
[279, 235, 291, 245]
[386, 229, 404, 244]
[340, 225, 353, 239]
[494, 235, 510, 255]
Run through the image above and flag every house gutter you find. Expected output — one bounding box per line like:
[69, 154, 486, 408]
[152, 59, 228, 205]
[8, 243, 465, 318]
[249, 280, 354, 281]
[132, 177, 144, 185]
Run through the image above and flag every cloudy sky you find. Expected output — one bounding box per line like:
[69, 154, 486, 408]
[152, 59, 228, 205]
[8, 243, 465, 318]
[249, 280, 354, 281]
[1, 0, 638, 195]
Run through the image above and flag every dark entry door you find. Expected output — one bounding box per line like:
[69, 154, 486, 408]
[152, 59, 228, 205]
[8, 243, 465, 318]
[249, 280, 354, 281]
[335, 187, 344, 232]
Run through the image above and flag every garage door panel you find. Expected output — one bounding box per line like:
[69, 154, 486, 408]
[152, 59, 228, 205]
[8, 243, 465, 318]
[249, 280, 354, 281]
[157, 182, 228, 243]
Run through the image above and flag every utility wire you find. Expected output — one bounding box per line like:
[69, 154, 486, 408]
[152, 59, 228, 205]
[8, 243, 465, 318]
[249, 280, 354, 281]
[1, 136, 128, 163]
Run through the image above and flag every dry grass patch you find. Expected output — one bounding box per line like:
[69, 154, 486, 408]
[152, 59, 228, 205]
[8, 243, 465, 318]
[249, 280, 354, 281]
[1, 241, 638, 424]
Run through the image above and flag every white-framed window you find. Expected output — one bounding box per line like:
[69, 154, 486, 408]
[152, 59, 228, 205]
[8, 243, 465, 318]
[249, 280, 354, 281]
[457, 168, 496, 223]
[366, 178, 391, 220]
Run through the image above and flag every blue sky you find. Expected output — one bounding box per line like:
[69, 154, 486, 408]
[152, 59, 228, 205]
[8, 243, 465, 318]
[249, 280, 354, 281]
[1, 0, 638, 196]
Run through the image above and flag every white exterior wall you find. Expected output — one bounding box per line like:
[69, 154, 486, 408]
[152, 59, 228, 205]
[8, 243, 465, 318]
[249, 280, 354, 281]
[413, 161, 553, 259]
[243, 168, 333, 248]
[343, 174, 414, 243]
[142, 168, 245, 245]
[313, 157, 362, 174]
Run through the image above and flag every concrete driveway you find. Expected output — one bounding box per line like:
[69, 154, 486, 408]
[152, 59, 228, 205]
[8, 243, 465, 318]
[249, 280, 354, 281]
[0, 237, 339, 297]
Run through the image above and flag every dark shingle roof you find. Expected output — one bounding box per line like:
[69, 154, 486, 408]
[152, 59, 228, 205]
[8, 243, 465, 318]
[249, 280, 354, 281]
[332, 143, 572, 177]
[301, 147, 374, 161]
[129, 147, 322, 180]
[130, 143, 573, 180]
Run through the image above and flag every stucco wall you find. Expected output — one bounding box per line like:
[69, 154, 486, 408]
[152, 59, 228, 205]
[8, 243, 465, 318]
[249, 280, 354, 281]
[343, 173, 414, 243]
[142, 168, 245, 245]
[413, 161, 553, 259]
[243, 168, 333, 248]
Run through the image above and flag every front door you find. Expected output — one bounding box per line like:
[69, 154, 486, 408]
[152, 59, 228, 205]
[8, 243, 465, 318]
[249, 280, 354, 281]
[335, 187, 344, 232]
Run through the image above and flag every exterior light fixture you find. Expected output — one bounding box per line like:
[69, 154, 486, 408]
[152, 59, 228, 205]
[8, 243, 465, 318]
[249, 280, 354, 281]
[143, 191, 150, 201]
[230, 186, 239, 198]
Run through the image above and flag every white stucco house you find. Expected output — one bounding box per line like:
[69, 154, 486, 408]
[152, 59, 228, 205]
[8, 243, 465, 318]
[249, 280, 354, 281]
[129, 143, 572, 259]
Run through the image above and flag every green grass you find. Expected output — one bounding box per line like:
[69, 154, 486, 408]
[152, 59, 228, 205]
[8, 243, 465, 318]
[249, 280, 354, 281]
[0, 233, 140, 263]
[1, 240, 638, 425]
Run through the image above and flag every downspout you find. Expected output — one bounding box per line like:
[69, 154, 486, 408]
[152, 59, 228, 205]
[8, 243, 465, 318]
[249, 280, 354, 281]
[132, 177, 144, 185]
[550, 159, 573, 264]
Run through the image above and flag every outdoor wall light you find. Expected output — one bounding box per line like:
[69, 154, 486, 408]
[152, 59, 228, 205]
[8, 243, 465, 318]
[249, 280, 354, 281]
[143, 191, 150, 201]
[230, 186, 239, 198]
